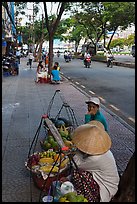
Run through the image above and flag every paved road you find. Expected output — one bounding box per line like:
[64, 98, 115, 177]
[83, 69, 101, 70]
[55, 56, 135, 128]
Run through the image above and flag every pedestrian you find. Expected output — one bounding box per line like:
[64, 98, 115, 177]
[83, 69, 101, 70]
[51, 64, 61, 84]
[28, 51, 34, 68]
[67, 121, 120, 202]
[85, 96, 108, 131]
[16, 49, 21, 64]
[13, 59, 19, 75]
[45, 54, 49, 67]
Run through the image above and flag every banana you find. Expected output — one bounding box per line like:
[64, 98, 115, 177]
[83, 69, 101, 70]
[40, 165, 59, 173]
[39, 157, 54, 164]
[60, 158, 69, 169]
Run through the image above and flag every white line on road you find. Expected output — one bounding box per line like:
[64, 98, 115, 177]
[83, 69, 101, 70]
[128, 117, 135, 123]
[99, 97, 106, 102]
[81, 85, 85, 88]
[110, 104, 120, 111]
[75, 81, 79, 85]
[89, 90, 95, 95]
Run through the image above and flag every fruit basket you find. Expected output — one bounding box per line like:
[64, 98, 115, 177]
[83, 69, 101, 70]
[25, 150, 70, 192]
[25, 90, 78, 198]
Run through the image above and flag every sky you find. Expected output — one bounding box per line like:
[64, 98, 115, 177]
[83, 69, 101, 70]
[19, 2, 71, 26]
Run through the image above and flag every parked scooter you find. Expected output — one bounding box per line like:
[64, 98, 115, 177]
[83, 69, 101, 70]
[2, 55, 19, 76]
[2, 56, 12, 74]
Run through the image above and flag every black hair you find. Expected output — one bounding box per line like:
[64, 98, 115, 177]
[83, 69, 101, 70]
[39, 60, 43, 64]
[54, 62, 59, 66]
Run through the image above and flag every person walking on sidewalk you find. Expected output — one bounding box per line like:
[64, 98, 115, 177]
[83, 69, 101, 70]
[84, 96, 108, 131]
[28, 51, 34, 68]
[16, 49, 21, 64]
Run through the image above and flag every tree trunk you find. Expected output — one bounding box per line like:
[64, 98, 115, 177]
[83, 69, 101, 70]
[34, 43, 39, 62]
[107, 26, 118, 50]
[48, 33, 54, 76]
[36, 40, 43, 62]
[111, 152, 135, 202]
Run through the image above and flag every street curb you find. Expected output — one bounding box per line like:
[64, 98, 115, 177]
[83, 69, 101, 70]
[91, 59, 135, 68]
[76, 57, 135, 68]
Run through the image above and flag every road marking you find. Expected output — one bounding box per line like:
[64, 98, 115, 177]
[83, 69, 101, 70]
[128, 117, 135, 123]
[81, 85, 85, 88]
[67, 77, 71, 79]
[75, 81, 79, 85]
[99, 97, 106, 102]
[89, 90, 95, 94]
[109, 104, 120, 111]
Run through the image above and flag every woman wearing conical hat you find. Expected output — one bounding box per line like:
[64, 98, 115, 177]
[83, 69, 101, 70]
[69, 121, 119, 202]
[85, 97, 108, 132]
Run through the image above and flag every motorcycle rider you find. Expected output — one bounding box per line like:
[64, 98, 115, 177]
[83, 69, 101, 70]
[57, 50, 60, 57]
[106, 51, 114, 67]
[84, 51, 91, 68]
[64, 50, 69, 62]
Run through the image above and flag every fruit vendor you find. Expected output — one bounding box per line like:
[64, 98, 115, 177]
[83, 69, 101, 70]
[84, 96, 108, 131]
[66, 121, 120, 202]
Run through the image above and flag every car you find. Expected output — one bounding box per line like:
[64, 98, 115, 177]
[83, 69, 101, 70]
[131, 45, 135, 57]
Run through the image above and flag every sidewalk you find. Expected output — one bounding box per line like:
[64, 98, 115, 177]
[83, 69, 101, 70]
[2, 57, 135, 202]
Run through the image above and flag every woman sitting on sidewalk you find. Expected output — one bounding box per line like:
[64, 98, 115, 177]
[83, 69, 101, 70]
[84, 96, 108, 132]
[51, 62, 61, 84]
[35, 60, 47, 83]
[60, 121, 120, 202]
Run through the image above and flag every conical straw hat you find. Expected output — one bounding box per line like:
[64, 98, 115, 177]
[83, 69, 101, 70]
[88, 120, 105, 130]
[72, 124, 111, 155]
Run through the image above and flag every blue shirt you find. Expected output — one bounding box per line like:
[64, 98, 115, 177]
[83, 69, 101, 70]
[51, 70, 61, 81]
[85, 110, 108, 132]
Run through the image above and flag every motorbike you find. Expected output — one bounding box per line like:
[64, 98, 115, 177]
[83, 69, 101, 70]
[64, 54, 71, 62]
[57, 52, 60, 57]
[107, 56, 114, 68]
[84, 57, 91, 68]
[2, 55, 18, 75]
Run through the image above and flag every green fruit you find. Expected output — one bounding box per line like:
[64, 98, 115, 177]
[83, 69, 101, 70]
[84, 198, 88, 202]
[65, 192, 77, 202]
[48, 138, 55, 144]
[48, 135, 54, 140]
[62, 137, 67, 141]
[44, 140, 49, 145]
[44, 142, 51, 150]
[51, 141, 58, 148]
[59, 131, 68, 137]
[59, 197, 67, 202]
[76, 195, 85, 202]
